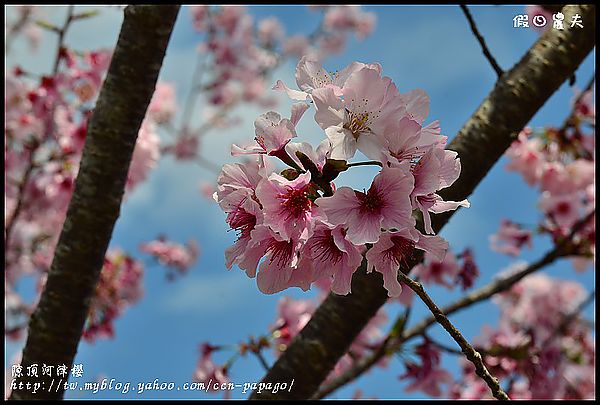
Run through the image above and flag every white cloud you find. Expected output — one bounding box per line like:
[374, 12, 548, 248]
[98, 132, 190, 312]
[161, 272, 254, 313]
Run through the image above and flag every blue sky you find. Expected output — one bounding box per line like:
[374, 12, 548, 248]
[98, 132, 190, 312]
[5, 5, 595, 400]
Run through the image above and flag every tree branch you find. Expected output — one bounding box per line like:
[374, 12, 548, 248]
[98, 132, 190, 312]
[396, 272, 509, 400]
[250, 5, 595, 400]
[315, 209, 595, 398]
[9, 5, 180, 400]
[460, 5, 503, 77]
[52, 5, 74, 75]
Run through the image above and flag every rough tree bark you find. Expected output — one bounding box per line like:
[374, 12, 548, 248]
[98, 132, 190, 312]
[9, 5, 180, 400]
[250, 4, 595, 400]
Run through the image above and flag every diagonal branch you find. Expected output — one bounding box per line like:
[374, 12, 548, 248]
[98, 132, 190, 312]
[9, 5, 180, 400]
[460, 5, 503, 77]
[396, 272, 509, 400]
[315, 209, 595, 398]
[249, 5, 595, 399]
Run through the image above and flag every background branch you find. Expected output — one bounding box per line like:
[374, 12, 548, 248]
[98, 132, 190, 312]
[315, 209, 595, 398]
[396, 272, 509, 400]
[460, 4, 503, 77]
[9, 5, 180, 400]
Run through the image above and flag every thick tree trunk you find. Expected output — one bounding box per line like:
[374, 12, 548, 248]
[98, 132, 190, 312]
[9, 5, 180, 400]
[250, 4, 595, 400]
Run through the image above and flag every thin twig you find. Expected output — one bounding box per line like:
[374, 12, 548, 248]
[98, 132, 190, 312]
[180, 52, 208, 132]
[460, 5, 503, 78]
[423, 333, 467, 355]
[397, 272, 510, 400]
[6, 6, 35, 53]
[315, 210, 595, 398]
[52, 5, 75, 75]
[254, 351, 271, 372]
[195, 156, 222, 174]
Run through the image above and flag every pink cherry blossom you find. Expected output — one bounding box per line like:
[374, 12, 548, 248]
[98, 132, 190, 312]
[285, 139, 332, 172]
[400, 337, 453, 397]
[273, 55, 379, 102]
[271, 296, 316, 352]
[413, 250, 460, 288]
[193, 343, 230, 395]
[379, 117, 447, 166]
[410, 146, 470, 234]
[539, 192, 583, 230]
[147, 82, 177, 124]
[298, 221, 364, 295]
[231, 104, 308, 157]
[257, 17, 284, 47]
[213, 158, 268, 208]
[573, 87, 595, 121]
[312, 66, 402, 160]
[323, 6, 377, 40]
[366, 228, 448, 297]
[539, 159, 594, 195]
[315, 165, 415, 245]
[140, 238, 199, 275]
[241, 225, 305, 294]
[505, 129, 546, 185]
[163, 130, 200, 161]
[489, 219, 533, 257]
[455, 248, 479, 290]
[255, 171, 322, 241]
[282, 35, 312, 58]
[83, 250, 144, 342]
[189, 5, 209, 32]
[223, 195, 263, 271]
[126, 119, 160, 192]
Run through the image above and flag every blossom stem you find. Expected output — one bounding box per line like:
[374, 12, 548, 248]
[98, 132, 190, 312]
[396, 272, 510, 400]
[346, 161, 383, 168]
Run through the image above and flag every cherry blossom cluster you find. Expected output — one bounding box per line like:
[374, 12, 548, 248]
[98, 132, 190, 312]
[413, 248, 480, 290]
[214, 56, 469, 297]
[140, 237, 200, 279]
[492, 87, 595, 270]
[192, 279, 389, 398]
[172, 5, 377, 170]
[271, 279, 389, 384]
[5, 36, 176, 340]
[82, 249, 144, 342]
[400, 336, 453, 397]
[188, 5, 375, 110]
[451, 272, 595, 399]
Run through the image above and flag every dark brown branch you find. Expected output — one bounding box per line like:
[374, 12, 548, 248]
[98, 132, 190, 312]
[250, 5, 596, 399]
[460, 5, 503, 77]
[396, 272, 509, 400]
[52, 5, 74, 75]
[315, 210, 595, 398]
[9, 5, 180, 400]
